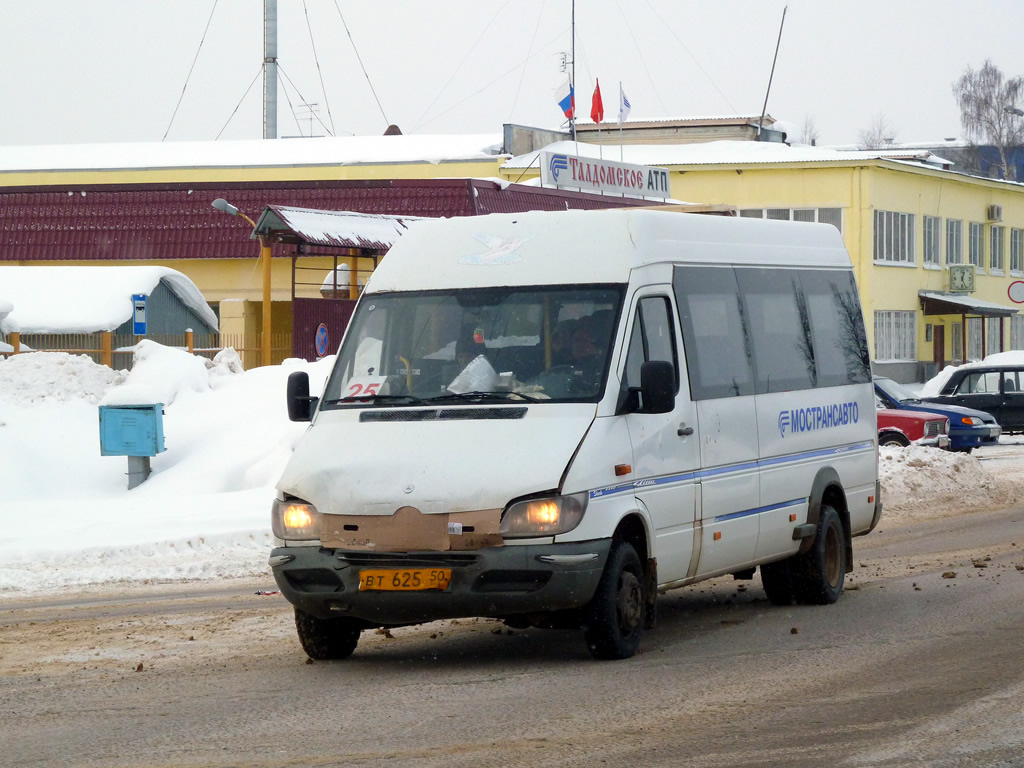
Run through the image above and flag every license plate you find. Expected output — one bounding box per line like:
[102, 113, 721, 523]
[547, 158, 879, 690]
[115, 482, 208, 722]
[359, 568, 452, 591]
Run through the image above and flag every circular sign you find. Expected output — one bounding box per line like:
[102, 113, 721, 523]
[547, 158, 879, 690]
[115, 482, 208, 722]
[314, 323, 330, 357]
[1010, 281, 1024, 304]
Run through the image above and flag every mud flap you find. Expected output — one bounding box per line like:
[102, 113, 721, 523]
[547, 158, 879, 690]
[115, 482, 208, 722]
[644, 557, 658, 630]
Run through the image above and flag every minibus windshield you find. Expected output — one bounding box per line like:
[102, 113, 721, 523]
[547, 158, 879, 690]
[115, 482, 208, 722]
[321, 285, 624, 407]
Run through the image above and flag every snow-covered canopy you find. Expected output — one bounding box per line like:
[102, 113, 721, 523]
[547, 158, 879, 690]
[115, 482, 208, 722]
[256, 205, 425, 250]
[0, 134, 505, 173]
[0, 266, 218, 334]
[502, 139, 953, 172]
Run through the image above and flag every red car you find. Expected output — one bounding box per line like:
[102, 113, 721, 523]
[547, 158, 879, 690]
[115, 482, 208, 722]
[876, 406, 950, 448]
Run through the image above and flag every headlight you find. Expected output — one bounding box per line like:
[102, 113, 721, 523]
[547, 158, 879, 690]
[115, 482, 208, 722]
[500, 493, 587, 538]
[271, 497, 321, 540]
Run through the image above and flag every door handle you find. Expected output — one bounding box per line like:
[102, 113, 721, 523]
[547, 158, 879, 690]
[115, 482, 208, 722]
[677, 424, 694, 437]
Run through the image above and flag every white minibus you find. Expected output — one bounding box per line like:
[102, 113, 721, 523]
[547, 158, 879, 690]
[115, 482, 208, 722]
[270, 208, 881, 660]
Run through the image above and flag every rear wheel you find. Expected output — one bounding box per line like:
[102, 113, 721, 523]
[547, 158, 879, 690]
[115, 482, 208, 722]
[583, 540, 646, 660]
[792, 504, 847, 605]
[294, 608, 361, 660]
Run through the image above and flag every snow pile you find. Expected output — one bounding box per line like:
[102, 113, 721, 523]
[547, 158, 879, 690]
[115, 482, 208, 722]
[0, 346, 333, 593]
[878, 443, 1024, 520]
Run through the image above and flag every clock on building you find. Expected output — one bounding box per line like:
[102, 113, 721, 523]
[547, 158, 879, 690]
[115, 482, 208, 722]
[949, 264, 976, 292]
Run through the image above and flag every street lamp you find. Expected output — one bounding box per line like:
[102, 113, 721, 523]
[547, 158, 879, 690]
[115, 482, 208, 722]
[212, 198, 273, 368]
[1004, 105, 1024, 117]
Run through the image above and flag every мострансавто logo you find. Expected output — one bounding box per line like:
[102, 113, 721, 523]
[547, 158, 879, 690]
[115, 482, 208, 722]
[778, 402, 859, 438]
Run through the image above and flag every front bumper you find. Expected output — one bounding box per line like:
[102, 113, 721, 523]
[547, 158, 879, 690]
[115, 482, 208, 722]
[270, 539, 612, 626]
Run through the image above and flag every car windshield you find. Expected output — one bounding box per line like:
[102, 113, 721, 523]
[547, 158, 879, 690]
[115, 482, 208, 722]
[876, 377, 919, 403]
[321, 285, 624, 407]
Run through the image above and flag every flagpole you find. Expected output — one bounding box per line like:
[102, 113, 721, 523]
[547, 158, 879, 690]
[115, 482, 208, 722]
[619, 80, 624, 163]
[570, 0, 576, 144]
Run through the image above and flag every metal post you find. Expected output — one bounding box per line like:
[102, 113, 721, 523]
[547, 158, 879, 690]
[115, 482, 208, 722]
[264, 0, 278, 139]
[261, 237, 273, 366]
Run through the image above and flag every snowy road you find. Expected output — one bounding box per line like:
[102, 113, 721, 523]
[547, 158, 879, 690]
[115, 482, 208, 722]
[3, 504, 1024, 768]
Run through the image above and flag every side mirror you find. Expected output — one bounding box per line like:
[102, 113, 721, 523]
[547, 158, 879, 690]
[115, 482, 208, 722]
[639, 360, 675, 414]
[286, 371, 318, 422]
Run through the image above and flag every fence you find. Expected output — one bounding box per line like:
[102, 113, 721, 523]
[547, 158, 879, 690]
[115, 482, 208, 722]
[1, 330, 292, 370]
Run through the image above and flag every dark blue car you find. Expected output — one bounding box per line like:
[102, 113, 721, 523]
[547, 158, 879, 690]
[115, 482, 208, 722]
[873, 376, 1000, 453]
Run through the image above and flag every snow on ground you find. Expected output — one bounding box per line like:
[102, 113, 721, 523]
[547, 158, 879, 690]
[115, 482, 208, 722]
[1, 346, 1023, 595]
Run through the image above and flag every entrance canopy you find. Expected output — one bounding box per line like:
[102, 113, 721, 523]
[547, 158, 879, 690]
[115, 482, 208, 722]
[918, 290, 1018, 317]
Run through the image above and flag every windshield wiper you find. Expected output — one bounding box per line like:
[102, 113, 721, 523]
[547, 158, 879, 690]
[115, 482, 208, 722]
[324, 394, 430, 406]
[428, 390, 540, 403]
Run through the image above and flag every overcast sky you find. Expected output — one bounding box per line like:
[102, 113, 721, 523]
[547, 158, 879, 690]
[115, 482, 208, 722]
[3, 0, 1023, 148]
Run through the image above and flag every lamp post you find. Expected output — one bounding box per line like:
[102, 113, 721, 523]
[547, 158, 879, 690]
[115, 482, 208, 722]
[1005, 106, 1024, 117]
[212, 198, 273, 367]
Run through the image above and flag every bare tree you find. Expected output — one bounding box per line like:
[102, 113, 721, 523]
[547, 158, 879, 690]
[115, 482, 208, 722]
[953, 60, 1024, 180]
[858, 114, 898, 149]
[799, 116, 820, 146]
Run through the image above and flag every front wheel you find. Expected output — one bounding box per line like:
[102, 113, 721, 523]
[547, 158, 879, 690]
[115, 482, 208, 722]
[878, 432, 910, 447]
[294, 608, 361, 660]
[792, 504, 847, 605]
[583, 540, 646, 660]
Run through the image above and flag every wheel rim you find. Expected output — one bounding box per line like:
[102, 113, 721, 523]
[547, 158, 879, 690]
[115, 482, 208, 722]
[616, 570, 644, 634]
[824, 523, 842, 587]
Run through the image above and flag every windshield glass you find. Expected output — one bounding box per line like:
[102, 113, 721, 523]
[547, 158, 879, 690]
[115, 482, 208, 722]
[876, 377, 917, 402]
[321, 285, 624, 407]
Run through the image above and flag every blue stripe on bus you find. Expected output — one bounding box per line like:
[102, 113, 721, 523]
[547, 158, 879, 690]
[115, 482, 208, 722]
[712, 497, 806, 523]
[588, 440, 873, 500]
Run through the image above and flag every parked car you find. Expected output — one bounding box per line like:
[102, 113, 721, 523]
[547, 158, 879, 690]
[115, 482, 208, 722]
[873, 376, 999, 453]
[922, 364, 1024, 434]
[876, 404, 950, 448]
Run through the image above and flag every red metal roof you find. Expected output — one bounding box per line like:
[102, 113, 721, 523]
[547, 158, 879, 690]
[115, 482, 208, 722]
[0, 179, 651, 263]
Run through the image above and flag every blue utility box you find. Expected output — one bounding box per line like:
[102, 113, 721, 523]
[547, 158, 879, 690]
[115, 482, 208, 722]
[99, 404, 166, 457]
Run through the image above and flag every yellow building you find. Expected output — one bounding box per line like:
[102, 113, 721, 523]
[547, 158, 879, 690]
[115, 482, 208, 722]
[500, 140, 1024, 382]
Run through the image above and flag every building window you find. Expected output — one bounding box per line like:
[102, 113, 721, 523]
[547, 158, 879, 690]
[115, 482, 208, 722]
[874, 310, 916, 361]
[737, 207, 842, 232]
[923, 216, 941, 266]
[987, 317, 1004, 354]
[952, 322, 963, 362]
[1011, 229, 1023, 273]
[1011, 316, 1024, 349]
[969, 222, 984, 268]
[967, 317, 984, 361]
[874, 210, 915, 264]
[991, 225, 1005, 272]
[946, 219, 963, 265]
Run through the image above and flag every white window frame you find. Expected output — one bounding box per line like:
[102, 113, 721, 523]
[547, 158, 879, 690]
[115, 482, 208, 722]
[874, 210, 916, 265]
[969, 222, 984, 269]
[946, 219, 963, 265]
[923, 215, 941, 267]
[738, 207, 843, 233]
[952, 321, 963, 362]
[990, 225, 1005, 273]
[873, 310, 917, 361]
[1011, 228, 1024, 274]
[967, 317, 984, 361]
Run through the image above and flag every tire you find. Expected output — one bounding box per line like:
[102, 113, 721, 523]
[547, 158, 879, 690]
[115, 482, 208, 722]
[294, 608, 361, 660]
[760, 559, 797, 605]
[878, 432, 910, 447]
[792, 504, 847, 605]
[583, 540, 646, 660]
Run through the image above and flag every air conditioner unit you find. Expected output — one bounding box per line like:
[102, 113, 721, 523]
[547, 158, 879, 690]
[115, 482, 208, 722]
[987, 204, 1002, 221]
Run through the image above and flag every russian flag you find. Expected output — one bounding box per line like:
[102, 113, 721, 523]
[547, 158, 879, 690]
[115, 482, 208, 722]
[556, 79, 575, 119]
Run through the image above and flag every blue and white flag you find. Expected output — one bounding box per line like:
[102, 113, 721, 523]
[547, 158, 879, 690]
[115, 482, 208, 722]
[617, 83, 631, 124]
[556, 78, 575, 119]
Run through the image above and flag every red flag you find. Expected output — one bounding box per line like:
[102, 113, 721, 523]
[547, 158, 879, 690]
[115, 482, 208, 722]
[591, 79, 604, 124]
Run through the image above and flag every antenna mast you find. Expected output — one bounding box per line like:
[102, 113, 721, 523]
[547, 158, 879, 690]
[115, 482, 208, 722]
[570, 0, 576, 141]
[757, 5, 787, 139]
[264, 0, 278, 139]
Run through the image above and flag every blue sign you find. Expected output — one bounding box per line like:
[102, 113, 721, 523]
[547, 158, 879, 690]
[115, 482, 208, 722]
[315, 323, 330, 358]
[132, 294, 147, 335]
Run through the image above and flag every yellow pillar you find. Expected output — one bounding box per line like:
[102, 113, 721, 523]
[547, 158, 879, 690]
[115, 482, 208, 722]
[261, 237, 272, 367]
[101, 331, 112, 368]
[9, 331, 19, 354]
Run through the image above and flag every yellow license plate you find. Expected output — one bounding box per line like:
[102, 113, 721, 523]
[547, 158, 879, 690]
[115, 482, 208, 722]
[359, 568, 452, 591]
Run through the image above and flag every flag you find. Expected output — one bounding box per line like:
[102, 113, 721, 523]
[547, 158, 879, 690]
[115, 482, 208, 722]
[591, 79, 604, 124]
[556, 79, 575, 119]
[618, 84, 631, 124]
